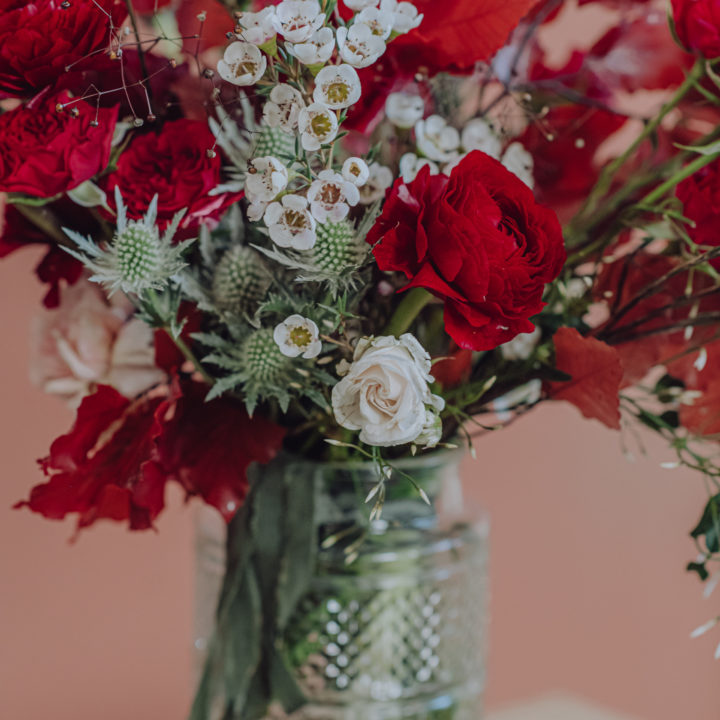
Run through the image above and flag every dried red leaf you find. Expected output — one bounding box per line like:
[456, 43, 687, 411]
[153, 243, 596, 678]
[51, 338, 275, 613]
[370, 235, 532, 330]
[680, 379, 720, 438]
[547, 327, 623, 430]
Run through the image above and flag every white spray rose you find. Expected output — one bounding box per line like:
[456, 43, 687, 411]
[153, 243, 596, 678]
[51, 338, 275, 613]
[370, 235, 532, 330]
[501, 141, 535, 189]
[331, 334, 445, 447]
[385, 91, 424, 128]
[399, 152, 438, 182]
[415, 115, 460, 162]
[460, 118, 502, 158]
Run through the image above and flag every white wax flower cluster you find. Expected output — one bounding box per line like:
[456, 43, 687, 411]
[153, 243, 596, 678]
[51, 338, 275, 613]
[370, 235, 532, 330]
[332, 334, 445, 448]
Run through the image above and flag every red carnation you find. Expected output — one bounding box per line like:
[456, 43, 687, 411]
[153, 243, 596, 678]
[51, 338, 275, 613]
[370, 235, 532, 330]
[0, 0, 127, 98]
[104, 119, 241, 232]
[367, 151, 566, 351]
[672, 0, 720, 58]
[0, 90, 117, 198]
[16, 380, 286, 532]
[676, 158, 720, 267]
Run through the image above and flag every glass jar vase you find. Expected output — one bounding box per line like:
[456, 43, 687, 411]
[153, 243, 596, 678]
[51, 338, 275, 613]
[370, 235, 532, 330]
[192, 452, 488, 720]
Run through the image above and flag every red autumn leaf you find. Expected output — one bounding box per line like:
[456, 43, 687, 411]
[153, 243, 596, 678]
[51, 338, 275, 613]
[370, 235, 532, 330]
[547, 327, 623, 430]
[432, 347, 473, 389]
[17, 386, 167, 532]
[680, 379, 720, 438]
[391, 0, 541, 75]
[155, 380, 286, 520]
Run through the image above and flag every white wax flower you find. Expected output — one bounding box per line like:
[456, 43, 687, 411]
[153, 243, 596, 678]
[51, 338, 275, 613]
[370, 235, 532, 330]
[380, 0, 423, 34]
[354, 7, 394, 39]
[415, 115, 460, 162]
[313, 64, 362, 109]
[286, 26, 335, 66]
[359, 162, 393, 204]
[272, 0, 324, 43]
[298, 102, 339, 150]
[342, 157, 370, 186]
[235, 7, 276, 46]
[264, 194, 317, 250]
[263, 84, 305, 134]
[399, 152, 438, 182]
[344, 0, 379, 9]
[30, 279, 164, 408]
[245, 156, 289, 203]
[385, 91, 424, 128]
[331, 334, 445, 448]
[460, 118, 502, 158]
[273, 314, 322, 358]
[217, 41, 267, 86]
[501, 142, 535, 189]
[499, 326, 542, 361]
[307, 169, 360, 223]
[336, 22, 386, 68]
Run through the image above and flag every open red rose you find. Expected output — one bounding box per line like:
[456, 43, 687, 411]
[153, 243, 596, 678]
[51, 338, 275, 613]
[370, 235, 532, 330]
[676, 158, 720, 267]
[367, 151, 566, 351]
[672, 0, 720, 58]
[0, 0, 127, 98]
[104, 119, 241, 232]
[0, 90, 117, 198]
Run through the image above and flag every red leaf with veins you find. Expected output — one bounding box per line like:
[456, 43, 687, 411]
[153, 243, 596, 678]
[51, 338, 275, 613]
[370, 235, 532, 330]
[547, 327, 623, 430]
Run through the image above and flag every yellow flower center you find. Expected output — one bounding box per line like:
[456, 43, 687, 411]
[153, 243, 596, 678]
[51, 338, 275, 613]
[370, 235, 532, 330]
[289, 326, 312, 348]
[324, 81, 349, 105]
[310, 113, 333, 137]
[283, 209, 310, 232]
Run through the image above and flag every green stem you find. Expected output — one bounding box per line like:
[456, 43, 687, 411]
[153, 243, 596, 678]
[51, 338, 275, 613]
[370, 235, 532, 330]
[382, 288, 434, 337]
[567, 57, 706, 241]
[172, 333, 215, 386]
[14, 204, 72, 247]
[637, 150, 720, 207]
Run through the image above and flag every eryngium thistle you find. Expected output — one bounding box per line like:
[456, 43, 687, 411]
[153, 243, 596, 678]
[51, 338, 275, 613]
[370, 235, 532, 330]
[211, 245, 272, 314]
[312, 220, 365, 273]
[253, 125, 296, 160]
[63, 187, 194, 295]
[242, 328, 290, 383]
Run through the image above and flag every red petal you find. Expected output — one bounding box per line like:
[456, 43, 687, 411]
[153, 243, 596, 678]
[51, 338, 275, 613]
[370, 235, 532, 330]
[547, 327, 623, 430]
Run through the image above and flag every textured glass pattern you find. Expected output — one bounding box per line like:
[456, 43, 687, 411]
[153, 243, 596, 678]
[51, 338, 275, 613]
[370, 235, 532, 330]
[194, 453, 488, 720]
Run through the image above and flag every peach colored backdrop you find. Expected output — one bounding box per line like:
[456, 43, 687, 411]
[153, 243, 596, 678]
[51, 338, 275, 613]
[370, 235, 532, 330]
[2, 247, 719, 719]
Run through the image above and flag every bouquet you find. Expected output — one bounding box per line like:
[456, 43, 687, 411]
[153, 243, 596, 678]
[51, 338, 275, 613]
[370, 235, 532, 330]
[4, 0, 720, 715]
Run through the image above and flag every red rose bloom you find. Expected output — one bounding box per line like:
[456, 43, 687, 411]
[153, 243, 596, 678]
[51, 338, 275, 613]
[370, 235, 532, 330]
[0, 90, 117, 197]
[104, 119, 241, 231]
[367, 151, 566, 351]
[676, 158, 720, 267]
[672, 0, 720, 58]
[0, 0, 126, 97]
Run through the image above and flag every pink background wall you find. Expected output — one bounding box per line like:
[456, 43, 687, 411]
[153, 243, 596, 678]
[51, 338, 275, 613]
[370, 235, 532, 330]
[1, 247, 719, 718]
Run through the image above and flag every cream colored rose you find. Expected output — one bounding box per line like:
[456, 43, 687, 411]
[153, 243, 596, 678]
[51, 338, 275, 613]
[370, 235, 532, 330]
[331, 334, 444, 447]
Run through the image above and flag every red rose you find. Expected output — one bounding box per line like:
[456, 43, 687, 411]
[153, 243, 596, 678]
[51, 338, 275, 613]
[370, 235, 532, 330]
[367, 151, 566, 351]
[672, 0, 720, 58]
[0, 90, 117, 197]
[0, 0, 127, 98]
[676, 158, 720, 267]
[104, 119, 241, 231]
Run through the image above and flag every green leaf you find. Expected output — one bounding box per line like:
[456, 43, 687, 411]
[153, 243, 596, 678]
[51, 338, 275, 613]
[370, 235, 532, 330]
[674, 139, 720, 156]
[690, 493, 720, 553]
[687, 560, 710, 582]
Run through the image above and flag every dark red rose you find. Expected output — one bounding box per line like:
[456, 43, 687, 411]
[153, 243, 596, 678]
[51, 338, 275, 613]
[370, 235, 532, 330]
[104, 119, 241, 231]
[367, 151, 566, 351]
[672, 0, 720, 58]
[0, 0, 127, 98]
[676, 158, 720, 267]
[17, 379, 286, 532]
[0, 90, 117, 198]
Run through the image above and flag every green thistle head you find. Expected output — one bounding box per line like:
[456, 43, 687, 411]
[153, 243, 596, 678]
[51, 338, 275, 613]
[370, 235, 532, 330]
[212, 245, 271, 314]
[253, 125, 295, 160]
[242, 328, 290, 383]
[312, 220, 365, 274]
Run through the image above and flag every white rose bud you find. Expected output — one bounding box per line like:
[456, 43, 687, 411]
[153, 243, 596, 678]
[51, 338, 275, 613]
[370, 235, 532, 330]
[274, 314, 322, 358]
[217, 41, 267, 86]
[501, 141, 535, 189]
[331, 333, 445, 447]
[385, 91, 424, 128]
